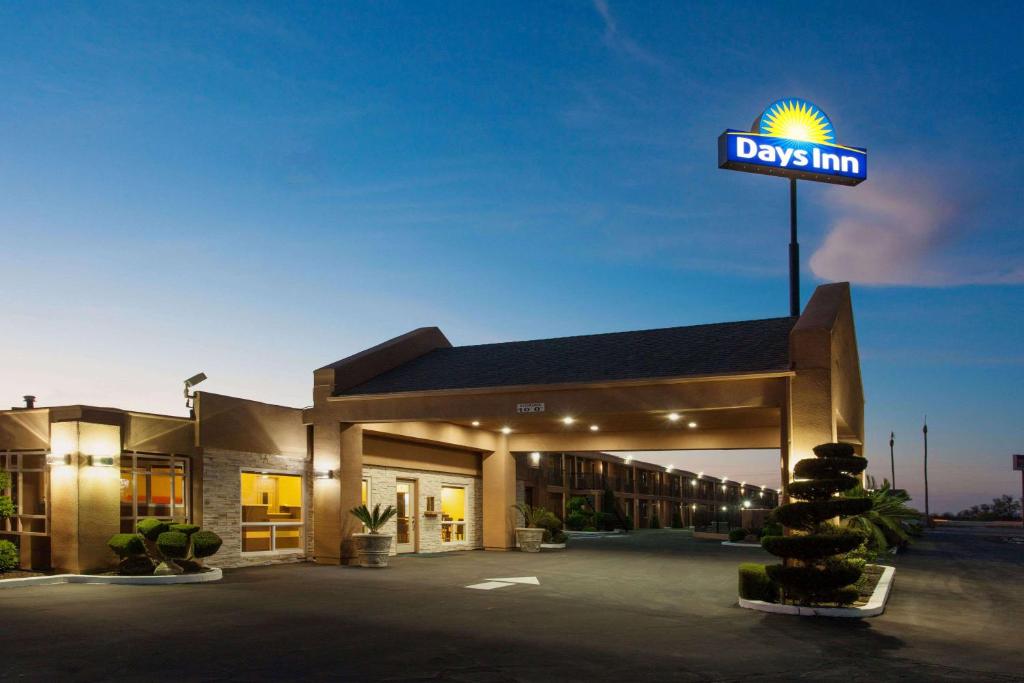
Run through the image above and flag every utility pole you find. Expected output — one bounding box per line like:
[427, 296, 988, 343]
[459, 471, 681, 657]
[889, 431, 896, 489]
[923, 417, 930, 525]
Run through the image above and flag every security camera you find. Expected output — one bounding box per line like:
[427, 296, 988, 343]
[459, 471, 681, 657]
[184, 372, 208, 388]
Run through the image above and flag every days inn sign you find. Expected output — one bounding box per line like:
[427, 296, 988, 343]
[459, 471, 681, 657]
[718, 98, 866, 186]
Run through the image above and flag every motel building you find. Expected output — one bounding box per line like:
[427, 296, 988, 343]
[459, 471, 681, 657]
[0, 282, 861, 573]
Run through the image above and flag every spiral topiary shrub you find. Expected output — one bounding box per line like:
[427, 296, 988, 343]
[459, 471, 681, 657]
[738, 563, 777, 602]
[759, 442, 871, 606]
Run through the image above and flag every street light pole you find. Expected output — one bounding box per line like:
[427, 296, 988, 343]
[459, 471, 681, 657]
[923, 417, 930, 524]
[889, 431, 896, 489]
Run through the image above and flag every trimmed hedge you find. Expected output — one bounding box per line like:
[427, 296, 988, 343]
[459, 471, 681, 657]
[787, 476, 859, 501]
[762, 530, 864, 560]
[729, 527, 748, 542]
[766, 561, 862, 592]
[0, 539, 17, 571]
[772, 498, 873, 531]
[137, 518, 170, 540]
[156, 531, 190, 559]
[793, 456, 867, 479]
[812, 442, 856, 458]
[170, 523, 201, 536]
[108, 533, 146, 558]
[191, 530, 223, 559]
[738, 563, 777, 602]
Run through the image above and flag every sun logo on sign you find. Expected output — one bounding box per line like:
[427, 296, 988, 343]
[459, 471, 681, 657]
[756, 98, 835, 144]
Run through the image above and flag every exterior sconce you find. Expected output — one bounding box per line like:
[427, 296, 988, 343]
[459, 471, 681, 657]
[46, 453, 71, 466]
[721, 506, 727, 512]
[529, 452, 541, 467]
[88, 455, 116, 467]
[425, 496, 436, 513]
[743, 500, 751, 508]
[314, 469, 335, 480]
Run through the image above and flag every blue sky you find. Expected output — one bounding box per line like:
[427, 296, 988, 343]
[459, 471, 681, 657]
[1, 1, 1021, 513]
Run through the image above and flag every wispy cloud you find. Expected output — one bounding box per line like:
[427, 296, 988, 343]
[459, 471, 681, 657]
[810, 171, 1024, 286]
[591, 0, 666, 68]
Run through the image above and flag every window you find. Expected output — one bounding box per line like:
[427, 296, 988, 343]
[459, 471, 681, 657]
[120, 453, 189, 533]
[241, 471, 303, 554]
[440, 486, 466, 544]
[1, 451, 48, 535]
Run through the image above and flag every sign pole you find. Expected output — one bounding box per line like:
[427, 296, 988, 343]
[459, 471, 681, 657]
[923, 417, 930, 524]
[889, 431, 896, 489]
[789, 178, 799, 317]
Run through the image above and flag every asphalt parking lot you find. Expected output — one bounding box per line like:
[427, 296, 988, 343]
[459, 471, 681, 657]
[3, 527, 1022, 681]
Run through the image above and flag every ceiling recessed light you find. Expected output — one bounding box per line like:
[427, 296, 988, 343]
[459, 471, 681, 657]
[471, 421, 480, 427]
[501, 426, 512, 434]
[562, 416, 575, 425]
[687, 421, 698, 429]
[589, 425, 599, 431]
[667, 412, 680, 422]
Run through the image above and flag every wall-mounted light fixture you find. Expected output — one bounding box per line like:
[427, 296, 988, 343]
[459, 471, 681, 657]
[46, 453, 71, 466]
[743, 500, 751, 508]
[88, 455, 116, 467]
[314, 469, 335, 480]
[529, 452, 541, 466]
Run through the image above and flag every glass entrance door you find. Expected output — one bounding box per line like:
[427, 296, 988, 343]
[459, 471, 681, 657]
[395, 480, 416, 553]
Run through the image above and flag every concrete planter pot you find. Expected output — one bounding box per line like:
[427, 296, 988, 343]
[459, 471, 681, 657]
[353, 533, 394, 568]
[515, 527, 545, 553]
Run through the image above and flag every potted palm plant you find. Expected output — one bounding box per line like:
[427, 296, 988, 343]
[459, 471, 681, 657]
[513, 503, 548, 553]
[350, 503, 399, 568]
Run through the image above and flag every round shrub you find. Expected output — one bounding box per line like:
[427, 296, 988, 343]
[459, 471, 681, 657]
[191, 530, 223, 559]
[729, 527, 748, 542]
[766, 561, 862, 593]
[761, 530, 864, 560]
[565, 511, 588, 531]
[738, 563, 777, 602]
[137, 518, 170, 540]
[794, 456, 867, 479]
[156, 530, 190, 559]
[812, 442, 856, 458]
[762, 521, 783, 537]
[108, 533, 145, 558]
[0, 539, 18, 571]
[170, 523, 200, 536]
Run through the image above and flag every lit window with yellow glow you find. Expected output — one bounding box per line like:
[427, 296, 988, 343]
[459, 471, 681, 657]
[240, 472, 303, 554]
[119, 453, 189, 533]
[440, 486, 466, 544]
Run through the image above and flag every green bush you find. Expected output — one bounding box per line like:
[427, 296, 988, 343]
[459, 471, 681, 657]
[108, 533, 145, 558]
[156, 531, 190, 559]
[738, 563, 777, 602]
[170, 523, 201, 536]
[671, 508, 683, 528]
[582, 525, 597, 532]
[137, 518, 170, 540]
[565, 511, 588, 531]
[623, 515, 633, 531]
[118, 555, 155, 576]
[549, 530, 568, 544]
[766, 561, 862, 594]
[191, 530, 223, 559]
[773, 498, 873, 531]
[0, 539, 18, 571]
[729, 528, 748, 542]
[761, 530, 864, 560]
[0, 496, 13, 519]
[787, 476, 859, 501]
[762, 521, 783, 537]
[812, 442, 856, 458]
[649, 513, 661, 529]
[794, 456, 867, 479]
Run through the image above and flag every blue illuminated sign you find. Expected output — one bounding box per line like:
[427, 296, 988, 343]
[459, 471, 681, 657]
[718, 98, 866, 186]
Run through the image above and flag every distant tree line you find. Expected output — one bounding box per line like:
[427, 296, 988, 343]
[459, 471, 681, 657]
[941, 495, 1022, 521]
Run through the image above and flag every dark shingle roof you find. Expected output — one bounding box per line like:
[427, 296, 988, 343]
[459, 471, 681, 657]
[338, 317, 796, 396]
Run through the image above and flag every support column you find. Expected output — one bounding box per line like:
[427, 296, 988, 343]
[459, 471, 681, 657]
[482, 433, 515, 550]
[312, 420, 342, 564]
[338, 424, 363, 564]
[49, 421, 121, 574]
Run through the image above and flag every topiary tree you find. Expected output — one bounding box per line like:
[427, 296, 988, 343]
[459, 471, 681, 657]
[759, 442, 872, 606]
[107, 518, 223, 576]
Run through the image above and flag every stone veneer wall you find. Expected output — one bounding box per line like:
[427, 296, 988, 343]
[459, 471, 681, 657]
[201, 447, 312, 568]
[363, 465, 482, 555]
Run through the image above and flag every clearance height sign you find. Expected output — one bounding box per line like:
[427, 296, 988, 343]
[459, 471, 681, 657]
[718, 98, 866, 186]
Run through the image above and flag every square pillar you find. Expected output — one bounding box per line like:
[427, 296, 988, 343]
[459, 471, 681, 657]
[338, 424, 364, 564]
[482, 433, 515, 550]
[313, 421, 363, 565]
[49, 421, 121, 574]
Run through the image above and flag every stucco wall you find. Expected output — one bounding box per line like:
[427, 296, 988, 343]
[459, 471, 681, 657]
[200, 447, 312, 568]
[363, 465, 482, 554]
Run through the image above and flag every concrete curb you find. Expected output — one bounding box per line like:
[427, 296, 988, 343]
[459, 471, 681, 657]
[0, 567, 223, 589]
[721, 541, 763, 548]
[738, 565, 895, 618]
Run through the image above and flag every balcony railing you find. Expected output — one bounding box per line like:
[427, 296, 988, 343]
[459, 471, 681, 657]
[568, 473, 602, 490]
